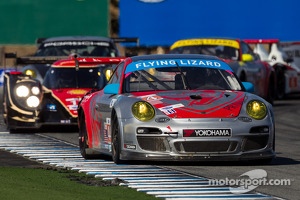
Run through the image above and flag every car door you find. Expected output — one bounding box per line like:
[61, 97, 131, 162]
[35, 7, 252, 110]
[95, 62, 125, 153]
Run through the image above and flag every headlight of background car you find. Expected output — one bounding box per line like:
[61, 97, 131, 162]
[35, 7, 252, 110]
[132, 101, 155, 121]
[13, 82, 42, 109]
[246, 100, 267, 120]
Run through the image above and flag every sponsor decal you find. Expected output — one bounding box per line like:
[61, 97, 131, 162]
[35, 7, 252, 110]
[44, 41, 109, 47]
[60, 119, 71, 124]
[140, 94, 163, 102]
[155, 117, 170, 123]
[47, 104, 57, 111]
[125, 59, 232, 73]
[171, 39, 240, 49]
[166, 125, 172, 132]
[104, 118, 111, 144]
[109, 99, 117, 108]
[67, 89, 88, 95]
[183, 128, 232, 137]
[159, 103, 184, 115]
[66, 98, 81, 111]
[135, 59, 222, 68]
[124, 144, 136, 150]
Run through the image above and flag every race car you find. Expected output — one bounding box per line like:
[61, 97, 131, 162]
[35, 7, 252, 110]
[281, 41, 300, 71]
[244, 39, 300, 99]
[3, 56, 125, 133]
[77, 54, 275, 164]
[169, 38, 276, 104]
[8, 36, 138, 83]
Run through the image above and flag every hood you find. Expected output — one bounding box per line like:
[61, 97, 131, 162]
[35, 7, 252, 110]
[51, 88, 91, 117]
[134, 90, 245, 118]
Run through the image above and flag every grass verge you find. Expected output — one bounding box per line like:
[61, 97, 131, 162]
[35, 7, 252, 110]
[0, 166, 158, 200]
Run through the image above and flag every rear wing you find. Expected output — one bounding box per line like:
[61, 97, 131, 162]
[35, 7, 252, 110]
[244, 39, 279, 44]
[53, 56, 126, 68]
[4, 52, 67, 65]
[243, 39, 279, 62]
[35, 37, 140, 46]
[111, 37, 139, 46]
[244, 39, 293, 64]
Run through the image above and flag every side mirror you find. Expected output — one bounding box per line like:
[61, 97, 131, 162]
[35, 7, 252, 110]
[104, 83, 119, 94]
[242, 54, 254, 62]
[242, 82, 254, 93]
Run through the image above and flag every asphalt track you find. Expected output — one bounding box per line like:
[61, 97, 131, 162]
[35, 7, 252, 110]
[0, 94, 299, 199]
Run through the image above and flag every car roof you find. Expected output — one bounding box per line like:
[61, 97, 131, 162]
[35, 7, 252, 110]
[43, 36, 113, 43]
[130, 54, 221, 61]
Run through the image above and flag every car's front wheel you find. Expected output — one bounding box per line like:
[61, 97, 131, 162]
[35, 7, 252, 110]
[275, 66, 286, 100]
[79, 114, 92, 159]
[111, 115, 123, 164]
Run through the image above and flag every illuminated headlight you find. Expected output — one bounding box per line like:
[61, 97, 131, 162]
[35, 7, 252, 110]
[24, 69, 37, 78]
[16, 85, 30, 97]
[246, 100, 267, 120]
[26, 96, 40, 108]
[132, 101, 155, 121]
[31, 86, 40, 95]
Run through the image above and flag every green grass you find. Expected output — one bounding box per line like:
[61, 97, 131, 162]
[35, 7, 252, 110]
[0, 167, 158, 200]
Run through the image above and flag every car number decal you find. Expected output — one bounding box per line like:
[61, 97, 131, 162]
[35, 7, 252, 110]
[158, 103, 184, 115]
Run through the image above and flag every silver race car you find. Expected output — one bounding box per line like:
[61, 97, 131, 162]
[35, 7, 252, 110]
[78, 54, 275, 164]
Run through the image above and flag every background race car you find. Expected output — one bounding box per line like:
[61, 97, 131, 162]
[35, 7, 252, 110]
[5, 36, 138, 83]
[2, 56, 125, 133]
[78, 54, 275, 164]
[169, 38, 276, 104]
[244, 39, 300, 99]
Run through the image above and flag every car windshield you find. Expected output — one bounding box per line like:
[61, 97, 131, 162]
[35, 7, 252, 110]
[35, 41, 118, 57]
[169, 45, 239, 60]
[124, 67, 243, 92]
[43, 66, 106, 89]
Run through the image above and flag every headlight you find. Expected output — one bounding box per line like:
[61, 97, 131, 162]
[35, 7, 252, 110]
[16, 85, 30, 97]
[132, 101, 155, 121]
[24, 69, 37, 78]
[31, 86, 40, 95]
[246, 100, 267, 120]
[26, 96, 40, 108]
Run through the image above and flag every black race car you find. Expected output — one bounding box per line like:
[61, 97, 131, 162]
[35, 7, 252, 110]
[2, 55, 125, 133]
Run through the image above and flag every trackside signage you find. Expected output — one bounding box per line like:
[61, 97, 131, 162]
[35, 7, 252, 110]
[125, 59, 232, 73]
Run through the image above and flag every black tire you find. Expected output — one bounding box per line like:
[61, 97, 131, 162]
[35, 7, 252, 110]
[275, 67, 286, 100]
[111, 115, 123, 164]
[79, 115, 93, 159]
[266, 78, 275, 105]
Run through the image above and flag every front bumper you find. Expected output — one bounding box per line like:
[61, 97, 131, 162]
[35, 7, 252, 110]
[119, 117, 275, 162]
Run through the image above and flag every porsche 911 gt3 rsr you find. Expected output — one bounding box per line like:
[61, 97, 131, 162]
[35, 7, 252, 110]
[169, 38, 276, 104]
[3, 56, 125, 132]
[77, 54, 275, 164]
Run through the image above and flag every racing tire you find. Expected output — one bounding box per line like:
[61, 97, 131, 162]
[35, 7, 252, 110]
[266, 79, 275, 105]
[275, 67, 286, 100]
[79, 115, 94, 159]
[111, 115, 123, 164]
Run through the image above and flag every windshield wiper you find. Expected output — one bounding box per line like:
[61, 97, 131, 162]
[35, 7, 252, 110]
[175, 61, 191, 90]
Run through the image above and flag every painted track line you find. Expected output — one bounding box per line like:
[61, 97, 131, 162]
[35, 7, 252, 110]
[0, 133, 281, 200]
